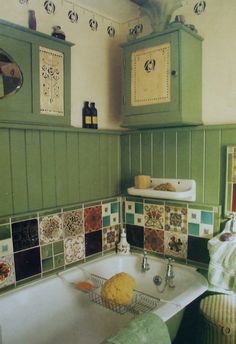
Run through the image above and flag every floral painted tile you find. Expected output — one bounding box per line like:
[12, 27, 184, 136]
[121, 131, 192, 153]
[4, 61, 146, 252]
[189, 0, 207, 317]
[103, 225, 119, 251]
[144, 228, 164, 254]
[39, 214, 63, 244]
[144, 204, 165, 230]
[165, 205, 187, 234]
[63, 209, 83, 238]
[164, 231, 188, 259]
[64, 235, 84, 264]
[0, 255, 15, 288]
[84, 206, 102, 233]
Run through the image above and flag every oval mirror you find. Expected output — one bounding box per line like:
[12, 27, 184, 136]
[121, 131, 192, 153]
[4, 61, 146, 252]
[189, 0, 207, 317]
[0, 49, 23, 99]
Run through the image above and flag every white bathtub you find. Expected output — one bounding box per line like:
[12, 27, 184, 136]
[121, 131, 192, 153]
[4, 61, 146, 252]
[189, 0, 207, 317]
[0, 253, 208, 344]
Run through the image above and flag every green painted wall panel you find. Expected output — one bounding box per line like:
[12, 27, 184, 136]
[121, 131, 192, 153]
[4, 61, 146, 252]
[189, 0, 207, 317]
[54, 132, 69, 206]
[121, 134, 131, 191]
[130, 133, 141, 178]
[10, 129, 28, 213]
[100, 135, 110, 199]
[204, 130, 221, 204]
[40, 131, 57, 209]
[152, 131, 164, 178]
[177, 131, 190, 179]
[66, 132, 80, 205]
[108, 135, 120, 196]
[165, 131, 177, 178]
[0, 129, 13, 216]
[25, 130, 43, 211]
[141, 132, 152, 176]
[191, 130, 204, 203]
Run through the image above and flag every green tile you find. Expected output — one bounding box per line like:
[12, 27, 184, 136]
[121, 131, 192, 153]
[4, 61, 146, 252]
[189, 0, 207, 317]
[0, 224, 11, 240]
[188, 223, 200, 236]
[135, 202, 143, 214]
[188, 204, 215, 211]
[53, 241, 64, 255]
[42, 257, 54, 272]
[111, 202, 119, 214]
[144, 199, 165, 205]
[201, 211, 213, 225]
[54, 253, 64, 268]
[103, 216, 110, 227]
[126, 213, 134, 225]
[41, 244, 53, 259]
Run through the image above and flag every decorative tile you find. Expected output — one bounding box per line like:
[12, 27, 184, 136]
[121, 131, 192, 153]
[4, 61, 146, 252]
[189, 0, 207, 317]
[63, 209, 83, 238]
[125, 201, 135, 213]
[0, 224, 11, 240]
[84, 206, 102, 233]
[85, 230, 102, 256]
[12, 219, 39, 252]
[134, 214, 144, 227]
[199, 223, 214, 239]
[14, 247, 41, 281]
[188, 209, 201, 224]
[126, 225, 144, 249]
[144, 204, 165, 230]
[188, 208, 214, 238]
[164, 232, 188, 259]
[187, 236, 209, 264]
[110, 213, 119, 226]
[39, 214, 63, 244]
[64, 235, 84, 264]
[144, 228, 164, 254]
[165, 205, 187, 233]
[102, 203, 111, 217]
[103, 225, 119, 250]
[0, 239, 13, 256]
[0, 255, 15, 288]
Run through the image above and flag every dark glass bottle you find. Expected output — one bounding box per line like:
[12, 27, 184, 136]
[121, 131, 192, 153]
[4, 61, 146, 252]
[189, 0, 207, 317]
[82, 101, 92, 128]
[28, 10, 37, 30]
[52, 26, 65, 40]
[90, 102, 98, 129]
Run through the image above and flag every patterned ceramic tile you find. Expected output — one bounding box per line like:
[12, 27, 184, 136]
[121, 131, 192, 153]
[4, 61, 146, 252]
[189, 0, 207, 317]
[0, 255, 15, 288]
[12, 219, 39, 252]
[110, 213, 119, 226]
[63, 209, 83, 238]
[85, 230, 102, 256]
[64, 235, 84, 264]
[126, 225, 144, 248]
[125, 201, 135, 213]
[199, 223, 214, 238]
[103, 225, 119, 250]
[39, 214, 63, 244]
[165, 205, 187, 233]
[164, 232, 188, 259]
[102, 203, 111, 216]
[134, 214, 144, 226]
[14, 247, 41, 281]
[144, 204, 165, 230]
[0, 239, 13, 256]
[187, 208, 214, 238]
[84, 206, 102, 233]
[188, 209, 201, 224]
[144, 228, 164, 254]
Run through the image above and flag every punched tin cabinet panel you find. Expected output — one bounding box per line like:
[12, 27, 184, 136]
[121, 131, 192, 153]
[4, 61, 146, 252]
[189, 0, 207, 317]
[122, 26, 203, 128]
[131, 43, 171, 106]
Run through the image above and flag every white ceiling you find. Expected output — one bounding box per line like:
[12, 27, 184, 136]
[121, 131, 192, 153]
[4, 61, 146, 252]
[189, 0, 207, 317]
[75, 0, 140, 22]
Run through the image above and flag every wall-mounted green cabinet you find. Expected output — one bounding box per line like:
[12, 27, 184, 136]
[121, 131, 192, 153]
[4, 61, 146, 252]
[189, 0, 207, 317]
[122, 26, 203, 128]
[0, 19, 73, 126]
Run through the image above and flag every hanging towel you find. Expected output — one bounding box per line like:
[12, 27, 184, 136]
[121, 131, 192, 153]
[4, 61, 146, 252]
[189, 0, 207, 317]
[208, 231, 236, 292]
[101, 312, 171, 344]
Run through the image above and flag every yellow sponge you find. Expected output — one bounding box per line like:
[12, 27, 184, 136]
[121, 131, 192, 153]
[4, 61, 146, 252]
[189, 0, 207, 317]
[101, 272, 136, 305]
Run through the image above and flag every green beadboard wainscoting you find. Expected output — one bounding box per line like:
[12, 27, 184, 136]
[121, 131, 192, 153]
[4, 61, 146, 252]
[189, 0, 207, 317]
[0, 124, 121, 219]
[121, 124, 236, 212]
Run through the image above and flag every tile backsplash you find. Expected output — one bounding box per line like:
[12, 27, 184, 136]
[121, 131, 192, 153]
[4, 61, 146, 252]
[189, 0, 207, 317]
[0, 195, 221, 293]
[0, 198, 121, 292]
[124, 197, 221, 264]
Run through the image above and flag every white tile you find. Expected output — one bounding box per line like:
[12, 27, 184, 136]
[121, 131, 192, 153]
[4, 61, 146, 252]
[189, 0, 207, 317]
[199, 223, 214, 238]
[102, 203, 111, 216]
[125, 201, 135, 214]
[134, 214, 144, 226]
[188, 209, 201, 224]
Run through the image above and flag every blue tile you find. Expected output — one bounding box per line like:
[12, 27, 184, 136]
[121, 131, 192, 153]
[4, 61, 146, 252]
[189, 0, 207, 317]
[135, 203, 143, 214]
[126, 213, 134, 225]
[188, 223, 200, 236]
[111, 202, 119, 214]
[102, 216, 110, 227]
[201, 211, 213, 225]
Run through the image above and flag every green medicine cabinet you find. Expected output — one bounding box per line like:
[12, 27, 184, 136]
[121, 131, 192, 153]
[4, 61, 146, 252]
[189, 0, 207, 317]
[0, 19, 73, 126]
[121, 26, 203, 128]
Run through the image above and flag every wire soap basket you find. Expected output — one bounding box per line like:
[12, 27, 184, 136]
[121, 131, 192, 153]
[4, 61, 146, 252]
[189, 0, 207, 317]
[85, 273, 161, 315]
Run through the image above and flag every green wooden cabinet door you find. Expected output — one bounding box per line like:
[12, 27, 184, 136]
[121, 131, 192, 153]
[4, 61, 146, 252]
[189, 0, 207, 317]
[0, 19, 73, 126]
[122, 26, 203, 128]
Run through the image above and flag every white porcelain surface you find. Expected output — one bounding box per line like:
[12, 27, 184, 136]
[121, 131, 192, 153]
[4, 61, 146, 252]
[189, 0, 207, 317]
[0, 253, 207, 344]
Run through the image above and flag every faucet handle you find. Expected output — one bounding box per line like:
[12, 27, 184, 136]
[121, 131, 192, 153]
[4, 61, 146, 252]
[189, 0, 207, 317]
[166, 257, 175, 264]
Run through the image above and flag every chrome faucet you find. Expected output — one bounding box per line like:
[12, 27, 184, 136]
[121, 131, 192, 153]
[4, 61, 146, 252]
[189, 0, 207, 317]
[165, 258, 175, 288]
[229, 213, 236, 233]
[141, 251, 150, 272]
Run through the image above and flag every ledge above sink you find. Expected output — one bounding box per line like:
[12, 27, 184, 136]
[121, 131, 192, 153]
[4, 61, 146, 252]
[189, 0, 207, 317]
[127, 178, 196, 202]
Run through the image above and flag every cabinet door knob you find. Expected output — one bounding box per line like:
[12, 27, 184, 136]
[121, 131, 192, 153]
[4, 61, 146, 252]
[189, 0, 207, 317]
[171, 70, 178, 76]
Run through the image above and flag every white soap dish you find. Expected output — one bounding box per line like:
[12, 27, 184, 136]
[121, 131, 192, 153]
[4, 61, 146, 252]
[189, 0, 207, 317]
[127, 178, 196, 202]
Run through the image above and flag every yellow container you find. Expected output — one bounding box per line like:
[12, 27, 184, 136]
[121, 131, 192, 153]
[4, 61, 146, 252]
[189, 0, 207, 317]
[134, 175, 151, 189]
